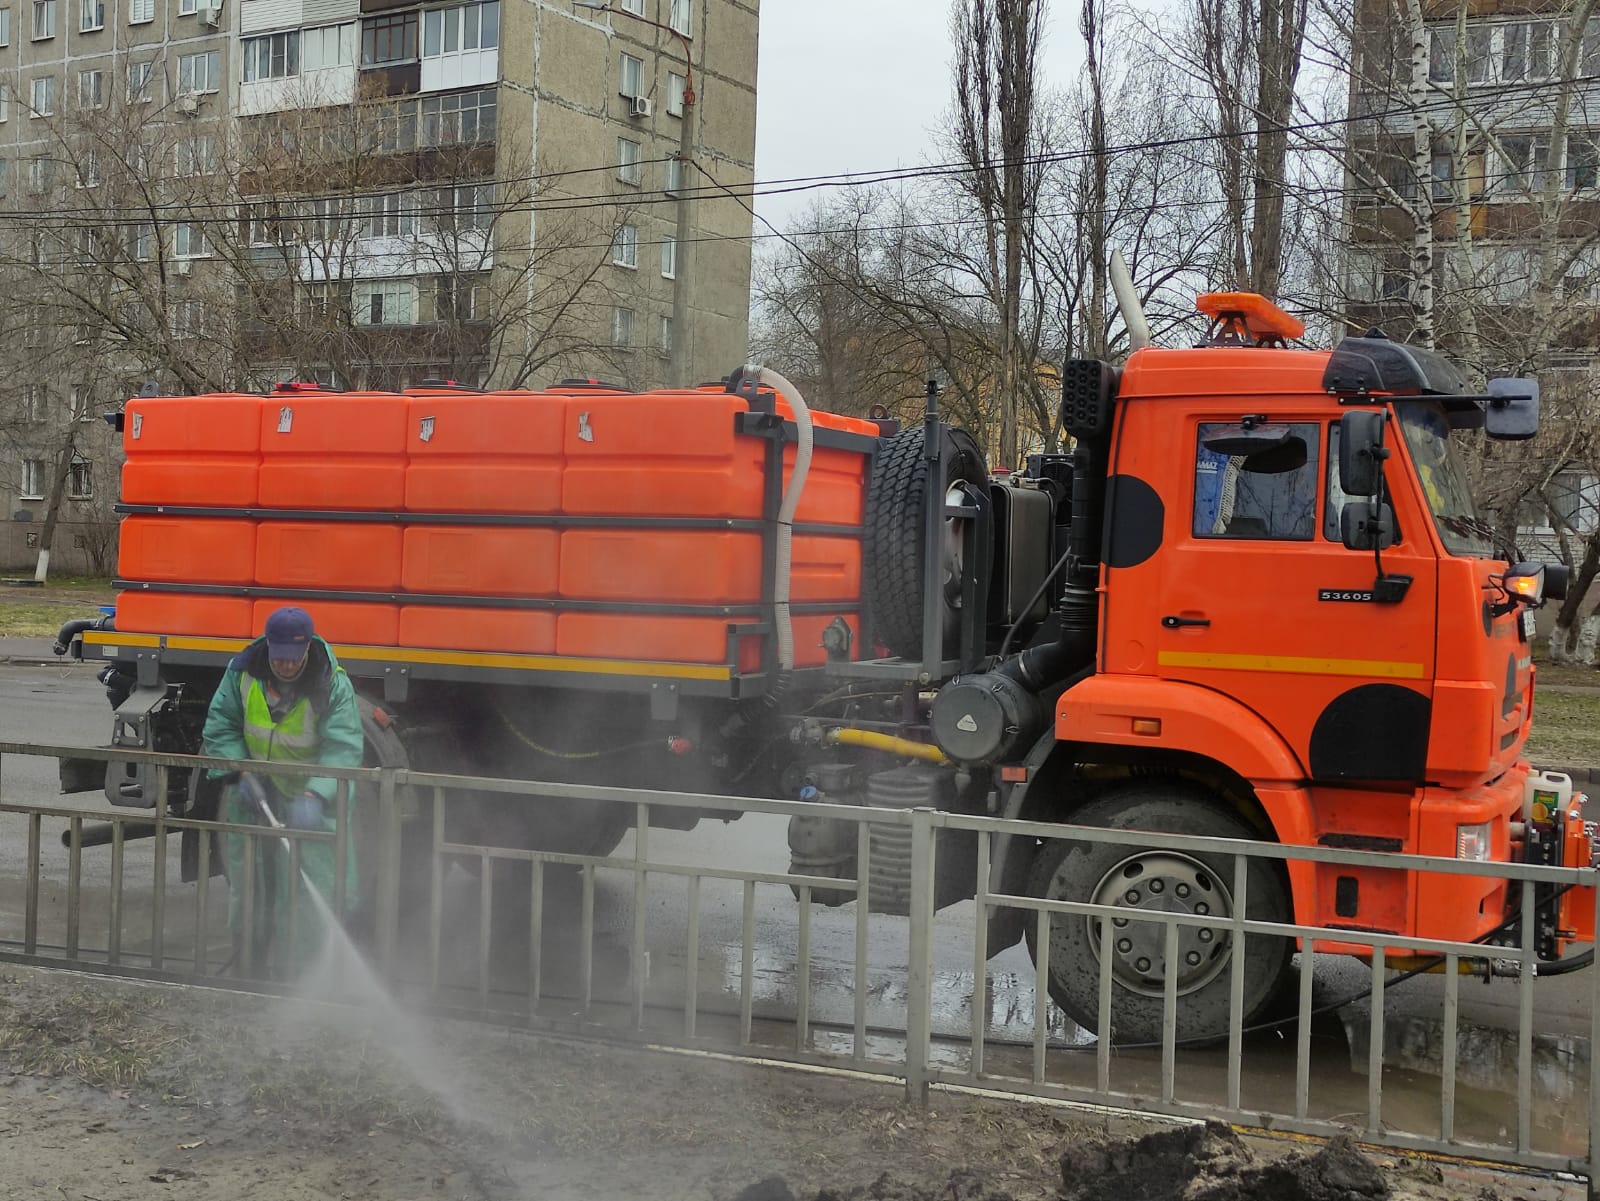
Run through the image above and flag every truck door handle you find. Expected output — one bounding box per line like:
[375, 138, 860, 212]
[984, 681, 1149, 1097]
[1161, 615, 1211, 629]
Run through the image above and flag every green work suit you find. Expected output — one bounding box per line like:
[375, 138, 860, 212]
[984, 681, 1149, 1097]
[201, 635, 364, 978]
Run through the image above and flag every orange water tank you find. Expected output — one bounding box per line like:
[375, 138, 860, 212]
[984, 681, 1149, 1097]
[256, 523, 403, 591]
[405, 392, 564, 513]
[122, 395, 263, 507]
[398, 605, 556, 655]
[258, 392, 409, 509]
[250, 598, 398, 646]
[115, 591, 254, 639]
[402, 526, 558, 596]
[118, 516, 256, 585]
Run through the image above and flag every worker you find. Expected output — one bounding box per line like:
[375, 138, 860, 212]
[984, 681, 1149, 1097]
[201, 606, 363, 978]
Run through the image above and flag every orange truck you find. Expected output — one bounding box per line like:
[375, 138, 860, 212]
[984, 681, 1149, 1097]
[58, 293, 1596, 1042]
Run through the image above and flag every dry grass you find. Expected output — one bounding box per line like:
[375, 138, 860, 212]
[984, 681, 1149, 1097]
[0, 975, 188, 1086]
[1527, 688, 1600, 765]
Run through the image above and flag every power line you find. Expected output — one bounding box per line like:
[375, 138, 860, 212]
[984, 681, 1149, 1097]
[3, 66, 1600, 229]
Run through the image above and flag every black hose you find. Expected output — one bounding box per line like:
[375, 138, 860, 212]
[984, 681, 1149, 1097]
[1533, 946, 1594, 976]
[53, 616, 103, 656]
[996, 549, 1071, 661]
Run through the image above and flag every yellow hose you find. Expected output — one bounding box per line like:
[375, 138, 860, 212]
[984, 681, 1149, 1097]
[829, 727, 949, 765]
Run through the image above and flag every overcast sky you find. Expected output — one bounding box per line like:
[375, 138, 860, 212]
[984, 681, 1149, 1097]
[752, 0, 1087, 233]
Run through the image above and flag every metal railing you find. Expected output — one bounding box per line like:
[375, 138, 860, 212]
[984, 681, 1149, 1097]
[0, 739, 1595, 1182]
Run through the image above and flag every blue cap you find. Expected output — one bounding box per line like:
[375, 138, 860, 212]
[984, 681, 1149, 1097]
[264, 606, 314, 659]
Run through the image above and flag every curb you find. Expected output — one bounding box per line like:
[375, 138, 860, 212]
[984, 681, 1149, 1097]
[0, 656, 87, 668]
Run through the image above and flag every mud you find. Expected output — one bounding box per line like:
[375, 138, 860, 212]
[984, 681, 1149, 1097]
[0, 967, 1583, 1201]
[736, 1120, 1567, 1201]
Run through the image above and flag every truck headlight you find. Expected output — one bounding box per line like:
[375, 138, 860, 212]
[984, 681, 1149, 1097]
[1456, 822, 1493, 861]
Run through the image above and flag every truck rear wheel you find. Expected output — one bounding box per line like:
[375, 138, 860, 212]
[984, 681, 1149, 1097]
[1023, 783, 1291, 1046]
[864, 425, 987, 659]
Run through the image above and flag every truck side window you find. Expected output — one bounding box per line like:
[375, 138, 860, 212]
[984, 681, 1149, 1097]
[1193, 422, 1320, 540]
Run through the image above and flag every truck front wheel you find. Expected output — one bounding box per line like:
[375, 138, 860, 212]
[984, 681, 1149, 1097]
[1023, 784, 1291, 1046]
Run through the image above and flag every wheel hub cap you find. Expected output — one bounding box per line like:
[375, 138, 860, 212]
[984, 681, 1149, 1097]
[1086, 851, 1234, 998]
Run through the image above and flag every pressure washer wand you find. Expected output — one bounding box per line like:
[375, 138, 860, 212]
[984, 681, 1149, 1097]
[238, 773, 327, 901]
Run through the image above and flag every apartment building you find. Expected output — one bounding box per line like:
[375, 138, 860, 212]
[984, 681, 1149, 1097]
[1342, 0, 1600, 366]
[0, 0, 759, 570]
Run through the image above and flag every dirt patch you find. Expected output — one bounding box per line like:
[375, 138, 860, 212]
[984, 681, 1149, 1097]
[1526, 687, 1600, 764]
[0, 967, 1581, 1201]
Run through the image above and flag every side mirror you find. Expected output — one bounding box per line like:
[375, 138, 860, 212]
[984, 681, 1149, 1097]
[1341, 501, 1396, 551]
[1338, 410, 1387, 497]
[1545, 562, 1571, 602]
[1485, 378, 1540, 441]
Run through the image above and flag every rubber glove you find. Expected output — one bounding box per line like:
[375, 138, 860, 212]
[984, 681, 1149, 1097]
[285, 792, 326, 831]
[237, 773, 270, 817]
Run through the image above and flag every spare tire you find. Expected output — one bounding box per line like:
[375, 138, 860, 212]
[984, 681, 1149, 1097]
[864, 425, 988, 659]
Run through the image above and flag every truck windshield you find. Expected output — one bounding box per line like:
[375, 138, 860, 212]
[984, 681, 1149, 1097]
[1396, 404, 1494, 557]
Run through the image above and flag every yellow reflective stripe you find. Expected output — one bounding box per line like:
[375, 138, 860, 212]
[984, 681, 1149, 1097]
[1158, 650, 1426, 679]
[81, 631, 737, 681]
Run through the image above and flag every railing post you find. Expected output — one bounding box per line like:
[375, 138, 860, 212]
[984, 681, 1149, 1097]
[904, 807, 936, 1106]
[375, 769, 401, 978]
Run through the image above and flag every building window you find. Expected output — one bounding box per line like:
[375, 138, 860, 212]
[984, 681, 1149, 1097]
[68, 457, 91, 499]
[668, 0, 690, 36]
[127, 61, 154, 102]
[20, 459, 44, 500]
[664, 157, 682, 194]
[0, 84, 11, 123]
[667, 72, 685, 116]
[660, 235, 676, 279]
[611, 223, 638, 268]
[422, 0, 498, 56]
[174, 222, 207, 258]
[617, 137, 641, 185]
[21, 386, 44, 421]
[29, 75, 53, 116]
[0, 159, 8, 197]
[361, 191, 417, 238]
[1570, 135, 1600, 190]
[75, 148, 97, 188]
[77, 0, 99, 30]
[619, 51, 643, 98]
[178, 50, 220, 94]
[244, 32, 299, 81]
[175, 134, 216, 177]
[30, 0, 52, 39]
[170, 299, 205, 339]
[354, 279, 415, 325]
[77, 68, 103, 108]
[610, 305, 634, 347]
[658, 314, 672, 355]
[26, 154, 50, 194]
[129, 221, 153, 260]
[128, 0, 150, 21]
[0, 8, 11, 44]
[1430, 152, 1452, 201]
[423, 182, 491, 233]
[362, 11, 418, 65]
[302, 23, 354, 70]
[305, 196, 348, 242]
[419, 275, 488, 322]
[618, 0, 642, 12]
[418, 88, 495, 146]
[178, 0, 195, 13]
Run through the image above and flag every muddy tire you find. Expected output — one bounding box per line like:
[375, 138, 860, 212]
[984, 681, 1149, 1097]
[864, 424, 987, 659]
[1023, 783, 1292, 1046]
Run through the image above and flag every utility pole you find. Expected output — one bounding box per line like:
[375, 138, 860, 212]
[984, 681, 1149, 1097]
[575, 1, 697, 387]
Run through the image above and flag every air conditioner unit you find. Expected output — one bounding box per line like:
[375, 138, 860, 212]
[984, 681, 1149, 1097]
[629, 95, 652, 118]
[175, 92, 199, 115]
[200, 0, 220, 24]
[173, 259, 192, 277]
